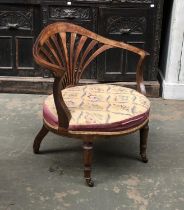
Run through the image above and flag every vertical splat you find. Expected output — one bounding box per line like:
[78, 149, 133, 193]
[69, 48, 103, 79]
[45, 39, 63, 66]
[40, 46, 56, 64]
[73, 35, 87, 82]
[77, 40, 98, 82]
[50, 34, 65, 68]
[59, 32, 70, 84]
[70, 33, 77, 84]
[80, 44, 113, 79]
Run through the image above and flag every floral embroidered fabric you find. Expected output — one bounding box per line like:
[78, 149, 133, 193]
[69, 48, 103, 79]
[43, 84, 150, 132]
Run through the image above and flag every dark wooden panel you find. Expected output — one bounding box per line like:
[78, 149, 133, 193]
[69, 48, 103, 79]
[0, 4, 42, 77]
[49, 6, 93, 20]
[103, 47, 124, 75]
[0, 36, 13, 69]
[15, 36, 34, 69]
[0, 0, 164, 93]
[98, 7, 154, 82]
[125, 42, 145, 74]
[0, 6, 33, 31]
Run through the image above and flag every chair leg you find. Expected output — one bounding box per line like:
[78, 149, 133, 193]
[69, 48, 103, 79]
[83, 141, 94, 187]
[33, 124, 49, 154]
[140, 122, 149, 163]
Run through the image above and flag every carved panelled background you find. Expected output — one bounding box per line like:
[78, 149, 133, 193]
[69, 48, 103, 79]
[98, 7, 153, 81]
[0, 0, 164, 82]
[0, 5, 41, 77]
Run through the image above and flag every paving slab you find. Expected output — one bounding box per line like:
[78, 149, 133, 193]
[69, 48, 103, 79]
[0, 94, 184, 210]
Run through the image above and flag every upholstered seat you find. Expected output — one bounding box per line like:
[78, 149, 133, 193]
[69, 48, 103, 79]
[43, 84, 150, 132]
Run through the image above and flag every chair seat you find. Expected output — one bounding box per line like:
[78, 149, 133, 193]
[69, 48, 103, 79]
[43, 84, 150, 132]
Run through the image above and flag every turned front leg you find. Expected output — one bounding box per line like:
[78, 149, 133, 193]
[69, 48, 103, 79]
[83, 141, 94, 187]
[140, 122, 149, 163]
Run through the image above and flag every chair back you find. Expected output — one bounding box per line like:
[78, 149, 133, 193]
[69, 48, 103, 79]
[33, 22, 147, 89]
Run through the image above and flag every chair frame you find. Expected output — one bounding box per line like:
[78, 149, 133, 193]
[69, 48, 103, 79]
[33, 22, 150, 187]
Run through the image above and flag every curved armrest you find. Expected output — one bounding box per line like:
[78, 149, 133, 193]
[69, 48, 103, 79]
[136, 54, 149, 95]
[52, 77, 72, 129]
[97, 35, 149, 96]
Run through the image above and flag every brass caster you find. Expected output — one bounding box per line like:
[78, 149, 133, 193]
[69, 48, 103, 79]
[85, 178, 94, 187]
[140, 154, 148, 163]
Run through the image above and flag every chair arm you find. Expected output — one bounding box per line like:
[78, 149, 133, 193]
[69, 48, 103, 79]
[53, 77, 72, 129]
[136, 53, 149, 95]
[100, 37, 149, 95]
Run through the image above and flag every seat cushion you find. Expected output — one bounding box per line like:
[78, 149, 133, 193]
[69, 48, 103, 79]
[43, 84, 150, 132]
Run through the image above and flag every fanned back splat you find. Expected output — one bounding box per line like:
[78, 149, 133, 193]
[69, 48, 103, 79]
[33, 22, 115, 89]
[33, 22, 148, 88]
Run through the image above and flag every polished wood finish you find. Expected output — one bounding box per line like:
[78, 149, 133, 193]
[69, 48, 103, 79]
[33, 124, 49, 154]
[83, 141, 94, 187]
[33, 22, 150, 186]
[140, 122, 149, 163]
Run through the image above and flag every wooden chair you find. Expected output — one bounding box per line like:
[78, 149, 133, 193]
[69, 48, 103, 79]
[33, 22, 150, 187]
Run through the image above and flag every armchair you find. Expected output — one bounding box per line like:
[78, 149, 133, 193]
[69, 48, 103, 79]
[33, 22, 150, 187]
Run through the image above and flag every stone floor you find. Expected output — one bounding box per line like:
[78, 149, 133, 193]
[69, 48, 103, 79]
[0, 93, 184, 210]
